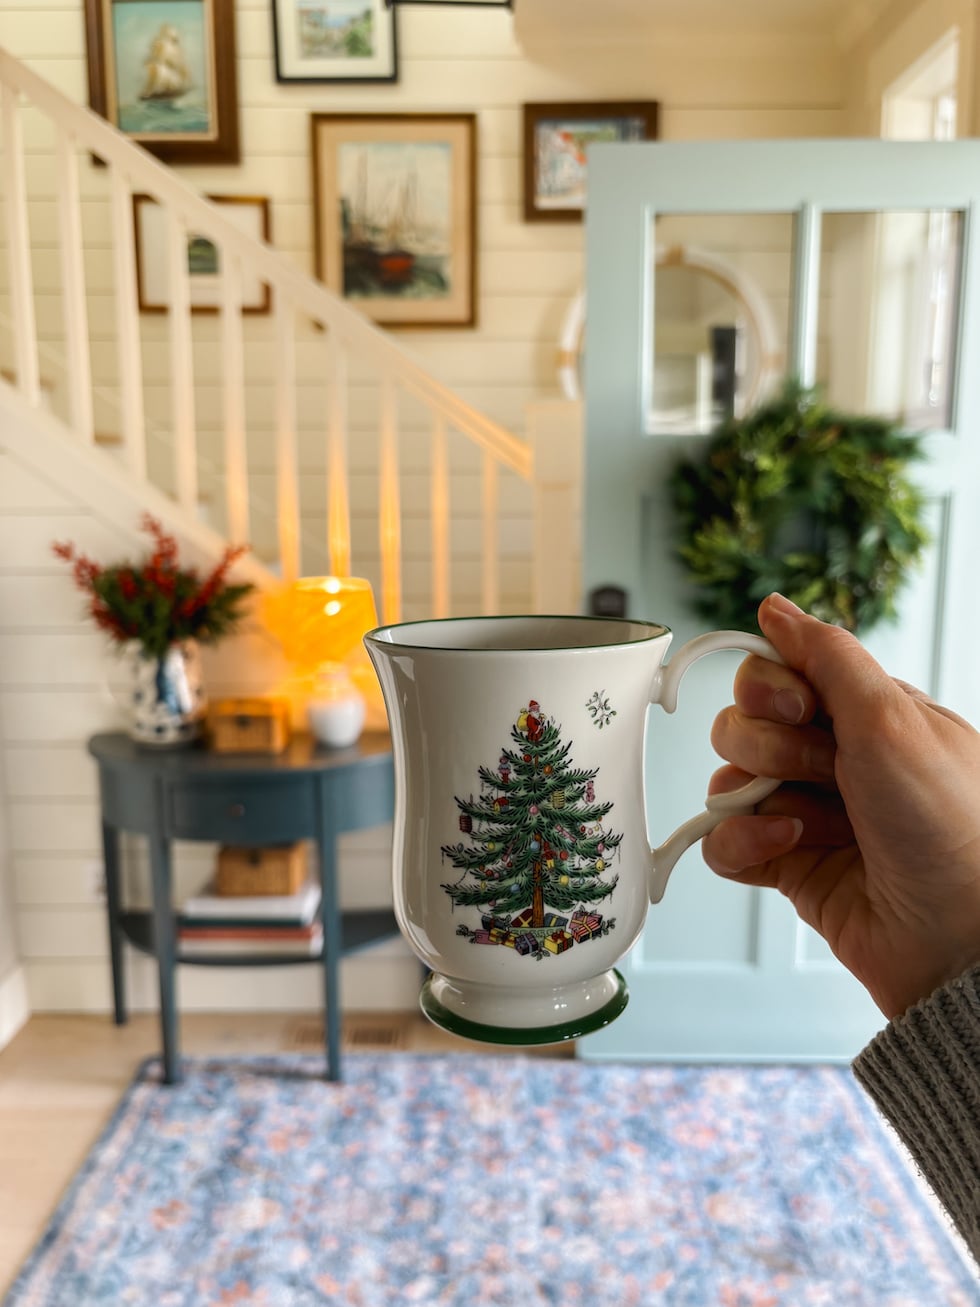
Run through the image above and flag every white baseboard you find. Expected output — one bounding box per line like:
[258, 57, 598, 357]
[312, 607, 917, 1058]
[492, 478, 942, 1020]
[0, 965, 29, 1050]
[23, 940, 420, 1015]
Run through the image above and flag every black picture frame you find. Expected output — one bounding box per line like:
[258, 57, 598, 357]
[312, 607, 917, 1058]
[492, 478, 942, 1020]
[272, 0, 398, 84]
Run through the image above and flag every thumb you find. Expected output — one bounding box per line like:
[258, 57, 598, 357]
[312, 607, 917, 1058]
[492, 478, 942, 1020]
[757, 593, 903, 727]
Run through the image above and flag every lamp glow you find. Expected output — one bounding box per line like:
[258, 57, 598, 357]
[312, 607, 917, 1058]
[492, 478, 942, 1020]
[265, 576, 379, 748]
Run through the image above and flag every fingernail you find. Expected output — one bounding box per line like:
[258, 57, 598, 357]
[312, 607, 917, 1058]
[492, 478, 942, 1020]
[773, 688, 806, 724]
[767, 592, 804, 617]
[764, 816, 804, 846]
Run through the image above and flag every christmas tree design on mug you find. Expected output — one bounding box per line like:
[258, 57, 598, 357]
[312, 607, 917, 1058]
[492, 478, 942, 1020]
[441, 698, 621, 959]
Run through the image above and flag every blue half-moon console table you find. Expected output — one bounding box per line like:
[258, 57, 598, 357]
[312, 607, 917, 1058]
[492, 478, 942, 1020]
[87, 731, 397, 1084]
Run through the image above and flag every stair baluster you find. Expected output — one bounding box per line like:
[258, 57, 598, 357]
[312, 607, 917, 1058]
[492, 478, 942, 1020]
[1, 81, 40, 406]
[109, 167, 147, 478]
[55, 126, 94, 445]
[219, 249, 250, 545]
[274, 295, 301, 583]
[482, 451, 500, 615]
[166, 204, 198, 515]
[326, 333, 351, 579]
[379, 374, 402, 624]
[430, 412, 451, 619]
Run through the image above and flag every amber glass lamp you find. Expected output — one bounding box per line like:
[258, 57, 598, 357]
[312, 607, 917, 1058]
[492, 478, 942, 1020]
[266, 576, 379, 747]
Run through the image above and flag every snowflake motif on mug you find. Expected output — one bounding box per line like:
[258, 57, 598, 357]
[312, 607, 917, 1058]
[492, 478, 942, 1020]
[586, 690, 617, 729]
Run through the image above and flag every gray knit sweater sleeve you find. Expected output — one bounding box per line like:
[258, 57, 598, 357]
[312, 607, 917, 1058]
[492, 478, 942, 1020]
[852, 965, 980, 1263]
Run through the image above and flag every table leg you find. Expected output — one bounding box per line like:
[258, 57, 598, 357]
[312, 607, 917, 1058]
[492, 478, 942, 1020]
[101, 821, 127, 1026]
[148, 834, 180, 1085]
[316, 831, 342, 1082]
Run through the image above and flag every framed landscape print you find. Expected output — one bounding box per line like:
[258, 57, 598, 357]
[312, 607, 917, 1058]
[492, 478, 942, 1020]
[133, 194, 272, 314]
[523, 101, 659, 222]
[273, 0, 398, 83]
[311, 113, 477, 329]
[85, 0, 240, 164]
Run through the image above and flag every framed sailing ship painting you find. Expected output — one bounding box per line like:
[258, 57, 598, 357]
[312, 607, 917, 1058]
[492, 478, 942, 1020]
[84, 0, 240, 163]
[272, 0, 398, 83]
[311, 113, 477, 329]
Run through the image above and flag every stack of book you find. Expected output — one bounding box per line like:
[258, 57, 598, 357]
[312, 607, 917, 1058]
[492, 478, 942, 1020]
[177, 878, 323, 957]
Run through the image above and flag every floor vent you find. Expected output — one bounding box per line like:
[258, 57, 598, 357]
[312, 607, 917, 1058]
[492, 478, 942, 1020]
[343, 1021, 407, 1050]
[282, 1020, 325, 1051]
[282, 1018, 408, 1051]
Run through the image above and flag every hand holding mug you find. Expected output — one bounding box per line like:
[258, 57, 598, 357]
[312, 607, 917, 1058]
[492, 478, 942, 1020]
[703, 592, 980, 1020]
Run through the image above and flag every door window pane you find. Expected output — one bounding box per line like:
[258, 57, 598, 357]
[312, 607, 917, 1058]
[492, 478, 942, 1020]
[644, 212, 793, 435]
[818, 209, 962, 429]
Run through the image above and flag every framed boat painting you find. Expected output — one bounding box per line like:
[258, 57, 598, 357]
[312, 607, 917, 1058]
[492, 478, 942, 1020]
[523, 100, 659, 222]
[311, 113, 477, 328]
[272, 0, 398, 84]
[84, 0, 240, 164]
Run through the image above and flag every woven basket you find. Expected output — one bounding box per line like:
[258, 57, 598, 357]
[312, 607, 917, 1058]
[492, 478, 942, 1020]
[216, 843, 307, 896]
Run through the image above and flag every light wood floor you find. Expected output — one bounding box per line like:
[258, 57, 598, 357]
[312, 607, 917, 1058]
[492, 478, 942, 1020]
[0, 1011, 573, 1296]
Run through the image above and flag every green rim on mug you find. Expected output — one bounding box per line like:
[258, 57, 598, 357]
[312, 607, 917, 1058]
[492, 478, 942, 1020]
[365, 614, 669, 654]
[419, 970, 630, 1046]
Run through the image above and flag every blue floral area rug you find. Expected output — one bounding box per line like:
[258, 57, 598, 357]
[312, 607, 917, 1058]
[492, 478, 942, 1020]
[4, 1056, 977, 1307]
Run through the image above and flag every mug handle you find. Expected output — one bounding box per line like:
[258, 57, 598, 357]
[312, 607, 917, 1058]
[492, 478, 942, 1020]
[647, 631, 785, 904]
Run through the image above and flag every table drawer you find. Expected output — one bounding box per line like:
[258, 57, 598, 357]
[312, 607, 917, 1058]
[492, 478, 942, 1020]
[169, 778, 316, 843]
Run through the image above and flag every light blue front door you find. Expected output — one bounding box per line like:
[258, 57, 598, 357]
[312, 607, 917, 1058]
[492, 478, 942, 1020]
[579, 140, 980, 1062]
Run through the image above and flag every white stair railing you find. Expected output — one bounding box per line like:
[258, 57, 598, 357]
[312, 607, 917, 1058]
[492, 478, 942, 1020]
[0, 46, 567, 622]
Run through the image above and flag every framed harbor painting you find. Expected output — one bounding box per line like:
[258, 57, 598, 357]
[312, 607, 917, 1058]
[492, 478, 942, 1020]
[311, 113, 477, 329]
[84, 0, 240, 163]
[272, 0, 398, 83]
[523, 101, 659, 221]
[133, 194, 272, 314]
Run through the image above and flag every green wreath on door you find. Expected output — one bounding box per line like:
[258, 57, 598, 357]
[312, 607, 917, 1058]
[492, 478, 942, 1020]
[668, 383, 930, 634]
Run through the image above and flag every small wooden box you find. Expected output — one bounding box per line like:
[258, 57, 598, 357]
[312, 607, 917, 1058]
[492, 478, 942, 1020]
[208, 697, 291, 755]
[216, 843, 307, 896]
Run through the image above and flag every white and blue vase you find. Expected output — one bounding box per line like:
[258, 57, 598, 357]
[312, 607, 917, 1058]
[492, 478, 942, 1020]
[122, 639, 207, 747]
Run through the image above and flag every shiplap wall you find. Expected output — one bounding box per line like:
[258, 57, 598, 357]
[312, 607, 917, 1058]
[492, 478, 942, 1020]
[0, 0, 858, 1020]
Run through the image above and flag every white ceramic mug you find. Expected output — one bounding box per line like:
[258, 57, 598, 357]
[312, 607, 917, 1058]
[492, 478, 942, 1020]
[365, 615, 781, 1046]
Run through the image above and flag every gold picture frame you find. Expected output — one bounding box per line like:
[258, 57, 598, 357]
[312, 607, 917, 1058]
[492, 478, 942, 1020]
[311, 112, 477, 329]
[133, 195, 272, 315]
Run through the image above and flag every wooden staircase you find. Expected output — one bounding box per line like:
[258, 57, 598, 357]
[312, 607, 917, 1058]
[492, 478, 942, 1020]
[0, 45, 581, 619]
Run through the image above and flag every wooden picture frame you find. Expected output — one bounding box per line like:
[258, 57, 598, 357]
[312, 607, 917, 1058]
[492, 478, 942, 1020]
[84, 0, 240, 164]
[523, 101, 659, 222]
[133, 195, 272, 314]
[311, 113, 477, 329]
[272, 0, 398, 83]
